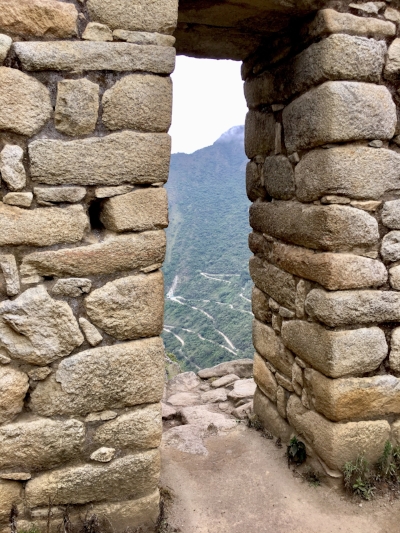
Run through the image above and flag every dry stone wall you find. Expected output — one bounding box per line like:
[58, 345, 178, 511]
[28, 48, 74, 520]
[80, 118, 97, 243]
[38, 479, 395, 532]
[0, 0, 177, 531]
[245, 5, 400, 475]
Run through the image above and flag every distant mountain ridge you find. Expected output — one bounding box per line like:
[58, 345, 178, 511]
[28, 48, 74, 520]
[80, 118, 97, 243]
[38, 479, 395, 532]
[162, 126, 253, 370]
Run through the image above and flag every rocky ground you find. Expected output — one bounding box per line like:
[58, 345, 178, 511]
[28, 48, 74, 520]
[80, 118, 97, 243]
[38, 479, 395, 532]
[161, 360, 400, 533]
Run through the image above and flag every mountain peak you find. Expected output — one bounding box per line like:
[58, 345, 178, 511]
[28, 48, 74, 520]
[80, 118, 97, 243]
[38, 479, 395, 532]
[214, 125, 244, 145]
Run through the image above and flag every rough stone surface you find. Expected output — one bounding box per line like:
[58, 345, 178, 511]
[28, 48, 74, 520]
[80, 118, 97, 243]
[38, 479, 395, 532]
[167, 372, 201, 395]
[281, 321, 387, 378]
[30, 338, 164, 416]
[3, 192, 32, 208]
[197, 360, 253, 379]
[29, 131, 171, 186]
[252, 286, 272, 323]
[0, 255, 19, 297]
[0, 286, 83, 366]
[0, 34, 12, 64]
[307, 9, 395, 39]
[167, 392, 200, 407]
[305, 289, 400, 326]
[90, 447, 115, 462]
[271, 242, 387, 290]
[0, 480, 22, 523]
[283, 81, 396, 152]
[113, 30, 175, 46]
[249, 256, 296, 310]
[0, 418, 84, 471]
[34, 187, 86, 205]
[162, 425, 208, 455]
[102, 74, 172, 132]
[287, 395, 390, 470]
[85, 272, 163, 340]
[253, 351, 277, 402]
[211, 374, 239, 388]
[180, 405, 237, 433]
[55, 79, 99, 137]
[87, 0, 178, 33]
[0, 204, 87, 247]
[389, 266, 400, 290]
[276, 386, 288, 419]
[95, 185, 134, 199]
[94, 404, 162, 450]
[0, 145, 26, 192]
[390, 327, 400, 372]
[78, 318, 102, 347]
[384, 38, 400, 80]
[382, 200, 400, 229]
[14, 42, 176, 74]
[384, 7, 400, 22]
[0, 0, 77, 38]
[250, 201, 379, 251]
[227, 378, 256, 401]
[296, 146, 400, 202]
[85, 411, 118, 423]
[381, 231, 400, 262]
[100, 188, 168, 232]
[253, 320, 294, 378]
[306, 370, 400, 421]
[201, 388, 228, 403]
[263, 155, 295, 200]
[253, 387, 292, 442]
[26, 450, 160, 507]
[51, 278, 92, 298]
[28, 367, 51, 381]
[21, 231, 166, 278]
[245, 111, 275, 158]
[0, 67, 52, 136]
[246, 161, 265, 202]
[83, 22, 113, 42]
[0, 367, 28, 424]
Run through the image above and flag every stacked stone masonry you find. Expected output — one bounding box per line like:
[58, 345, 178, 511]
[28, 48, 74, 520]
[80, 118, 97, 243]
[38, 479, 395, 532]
[246, 5, 400, 477]
[0, 0, 177, 531]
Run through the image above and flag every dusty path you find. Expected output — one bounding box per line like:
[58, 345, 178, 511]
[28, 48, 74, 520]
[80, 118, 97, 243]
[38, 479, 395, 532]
[161, 425, 400, 533]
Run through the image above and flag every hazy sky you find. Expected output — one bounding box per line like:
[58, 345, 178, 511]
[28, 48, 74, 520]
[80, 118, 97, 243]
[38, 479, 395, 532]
[170, 56, 247, 154]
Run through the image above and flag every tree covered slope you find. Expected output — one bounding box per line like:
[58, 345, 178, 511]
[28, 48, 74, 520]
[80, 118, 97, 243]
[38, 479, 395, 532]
[163, 126, 253, 370]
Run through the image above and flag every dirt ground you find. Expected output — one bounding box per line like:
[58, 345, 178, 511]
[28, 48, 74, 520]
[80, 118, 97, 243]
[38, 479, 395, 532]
[161, 425, 400, 533]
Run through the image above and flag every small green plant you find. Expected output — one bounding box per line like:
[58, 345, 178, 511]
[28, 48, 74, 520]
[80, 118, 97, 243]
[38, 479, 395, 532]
[302, 468, 321, 488]
[343, 454, 375, 500]
[376, 440, 400, 483]
[247, 414, 263, 431]
[287, 436, 306, 466]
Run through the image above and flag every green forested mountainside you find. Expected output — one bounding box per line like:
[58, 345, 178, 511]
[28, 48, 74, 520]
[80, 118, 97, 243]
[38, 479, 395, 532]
[162, 126, 253, 371]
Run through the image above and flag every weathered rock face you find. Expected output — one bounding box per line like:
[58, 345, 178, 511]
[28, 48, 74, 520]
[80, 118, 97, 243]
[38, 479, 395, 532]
[0, 480, 22, 523]
[283, 81, 396, 152]
[14, 42, 176, 74]
[30, 338, 165, 416]
[102, 74, 172, 132]
[270, 242, 387, 290]
[0, 367, 29, 425]
[0, 418, 84, 471]
[295, 146, 400, 201]
[29, 131, 171, 186]
[252, 320, 294, 378]
[306, 370, 400, 421]
[85, 272, 164, 340]
[93, 404, 162, 451]
[0, 0, 77, 38]
[250, 201, 379, 251]
[287, 395, 390, 470]
[55, 79, 99, 136]
[245, 111, 275, 158]
[26, 450, 160, 507]
[100, 188, 168, 232]
[0, 145, 26, 191]
[253, 388, 292, 442]
[281, 321, 387, 378]
[21, 231, 166, 278]
[0, 34, 12, 64]
[249, 256, 296, 310]
[0, 286, 83, 365]
[253, 351, 277, 402]
[252, 287, 272, 323]
[0, 67, 52, 136]
[0, 204, 88, 247]
[305, 289, 400, 326]
[87, 0, 178, 34]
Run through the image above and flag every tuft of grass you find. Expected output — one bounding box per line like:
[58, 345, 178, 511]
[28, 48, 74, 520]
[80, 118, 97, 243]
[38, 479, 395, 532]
[343, 454, 376, 501]
[302, 468, 321, 488]
[286, 436, 306, 466]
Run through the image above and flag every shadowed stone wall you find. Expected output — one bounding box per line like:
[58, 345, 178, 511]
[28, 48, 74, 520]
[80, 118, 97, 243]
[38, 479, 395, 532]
[246, 5, 400, 475]
[0, 0, 177, 531]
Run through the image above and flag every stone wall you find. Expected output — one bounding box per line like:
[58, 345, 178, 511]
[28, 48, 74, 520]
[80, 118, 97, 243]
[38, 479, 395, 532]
[245, 5, 400, 475]
[0, 0, 177, 531]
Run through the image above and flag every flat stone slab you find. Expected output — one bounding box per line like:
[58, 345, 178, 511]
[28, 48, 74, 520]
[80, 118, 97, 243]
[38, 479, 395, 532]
[198, 359, 253, 379]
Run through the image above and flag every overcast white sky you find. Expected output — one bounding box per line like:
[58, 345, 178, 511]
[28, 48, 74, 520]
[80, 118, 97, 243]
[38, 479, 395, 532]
[170, 56, 247, 154]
